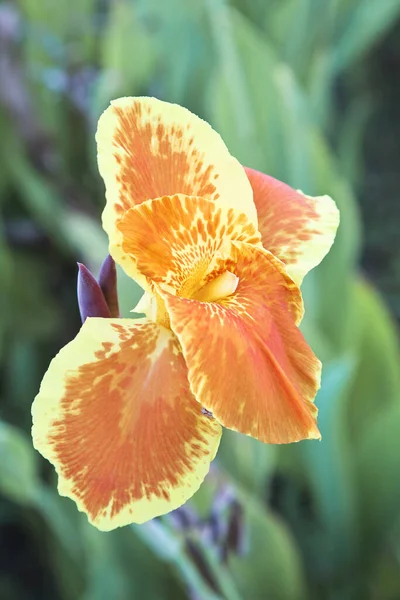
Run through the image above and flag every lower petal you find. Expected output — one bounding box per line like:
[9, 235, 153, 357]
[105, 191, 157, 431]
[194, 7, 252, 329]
[32, 318, 221, 530]
[161, 243, 321, 444]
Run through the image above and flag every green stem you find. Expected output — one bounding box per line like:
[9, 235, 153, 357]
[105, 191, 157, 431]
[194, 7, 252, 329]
[131, 521, 220, 600]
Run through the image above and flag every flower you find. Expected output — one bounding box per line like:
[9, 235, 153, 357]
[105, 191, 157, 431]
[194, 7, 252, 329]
[31, 97, 339, 531]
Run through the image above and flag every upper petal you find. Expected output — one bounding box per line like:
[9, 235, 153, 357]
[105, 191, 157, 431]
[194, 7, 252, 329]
[245, 167, 339, 285]
[96, 97, 257, 279]
[32, 318, 221, 530]
[160, 242, 321, 445]
[117, 193, 261, 294]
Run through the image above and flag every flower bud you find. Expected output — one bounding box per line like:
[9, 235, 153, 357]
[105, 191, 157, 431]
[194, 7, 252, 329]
[77, 263, 111, 323]
[98, 254, 119, 318]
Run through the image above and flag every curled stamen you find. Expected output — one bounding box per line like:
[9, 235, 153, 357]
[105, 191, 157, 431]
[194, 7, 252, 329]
[193, 271, 239, 303]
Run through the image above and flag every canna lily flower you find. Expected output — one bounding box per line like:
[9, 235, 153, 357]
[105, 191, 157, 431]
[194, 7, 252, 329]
[32, 97, 339, 531]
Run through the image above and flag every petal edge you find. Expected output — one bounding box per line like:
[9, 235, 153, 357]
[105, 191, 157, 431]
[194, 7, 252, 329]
[245, 167, 339, 284]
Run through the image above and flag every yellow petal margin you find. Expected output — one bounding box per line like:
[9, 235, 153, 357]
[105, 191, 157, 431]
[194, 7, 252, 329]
[245, 167, 339, 285]
[32, 318, 221, 530]
[96, 97, 257, 282]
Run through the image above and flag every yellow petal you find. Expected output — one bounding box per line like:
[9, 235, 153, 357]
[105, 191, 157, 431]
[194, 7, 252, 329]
[96, 97, 257, 282]
[32, 317, 221, 530]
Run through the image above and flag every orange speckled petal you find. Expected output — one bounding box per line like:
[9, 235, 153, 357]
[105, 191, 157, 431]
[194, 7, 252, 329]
[245, 167, 339, 285]
[117, 194, 261, 295]
[96, 97, 256, 281]
[161, 242, 321, 445]
[32, 318, 221, 530]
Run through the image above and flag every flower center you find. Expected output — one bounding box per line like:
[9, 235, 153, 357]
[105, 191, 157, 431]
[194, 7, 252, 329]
[135, 271, 238, 329]
[192, 271, 239, 303]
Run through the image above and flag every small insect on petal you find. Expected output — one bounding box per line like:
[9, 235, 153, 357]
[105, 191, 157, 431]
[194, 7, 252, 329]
[98, 254, 120, 317]
[77, 263, 111, 323]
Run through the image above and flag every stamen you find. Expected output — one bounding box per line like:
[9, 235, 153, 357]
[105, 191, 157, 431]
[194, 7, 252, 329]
[131, 291, 170, 329]
[131, 291, 151, 315]
[149, 292, 171, 329]
[193, 271, 239, 303]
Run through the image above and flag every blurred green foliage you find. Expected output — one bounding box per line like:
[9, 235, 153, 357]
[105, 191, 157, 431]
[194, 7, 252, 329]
[1, 0, 400, 598]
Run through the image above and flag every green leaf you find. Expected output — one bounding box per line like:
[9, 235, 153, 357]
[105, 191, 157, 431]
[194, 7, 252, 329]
[33, 487, 86, 561]
[298, 356, 359, 576]
[0, 421, 39, 504]
[307, 136, 362, 352]
[81, 526, 133, 600]
[132, 521, 220, 600]
[0, 233, 12, 361]
[218, 429, 277, 497]
[208, 5, 283, 174]
[92, 0, 156, 118]
[133, 0, 212, 109]
[20, 0, 98, 62]
[63, 210, 108, 274]
[347, 278, 400, 442]
[332, 0, 400, 73]
[355, 403, 400, 552]
[336, 96, 374, 187]
[1, 133, 74, 255]
[278, 0, 322, 78]
[230, 494, 307, 600]
[4, 253, 62, 341]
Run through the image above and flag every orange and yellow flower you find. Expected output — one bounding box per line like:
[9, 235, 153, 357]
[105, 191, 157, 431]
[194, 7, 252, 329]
[32, 97, 339, 531]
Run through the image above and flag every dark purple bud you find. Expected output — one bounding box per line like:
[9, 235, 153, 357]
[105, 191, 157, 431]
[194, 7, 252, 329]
[201, 513, 223, 546]
[77, 263, 111, 323]
[209, 485, 246, 562]
[98, 254, 119, 317]
[168, 504, 199, 531]
[225, 500, 246, 558]
[212, 485, 236, 518]
[196, 486, 233, 556]
[185, 539, 221, 596]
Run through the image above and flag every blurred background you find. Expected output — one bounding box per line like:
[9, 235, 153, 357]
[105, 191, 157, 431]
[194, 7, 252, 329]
[1, 0, 400, 598]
